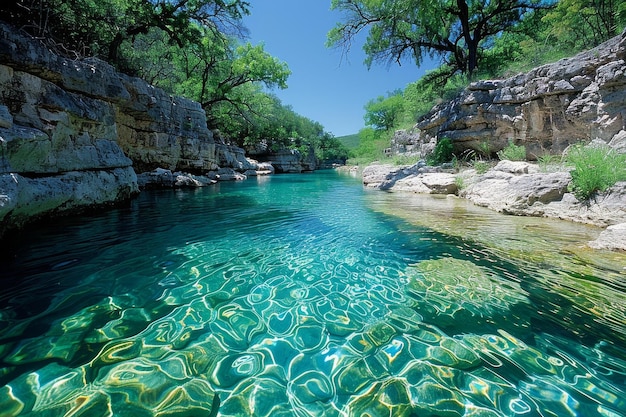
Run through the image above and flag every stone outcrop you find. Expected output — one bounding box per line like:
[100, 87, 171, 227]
[363, 162, 457, 193]
[362, 161, 626, 247]
[459, 160, 626, 228]
[408, 30, 626, 159]
[389, 129, 428, 157]
[460, 161, 572, 215]
[267, 148, 317, 173]
[0, 22, 220, 174]
[0, 24, 142, 235]
[0, 22, 264, 237]
[366, 31, 626, 250]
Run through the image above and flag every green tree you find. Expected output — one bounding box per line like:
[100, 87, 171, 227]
[200, 42, 290, 110]
[1, 0, 250, 71]
[364, 92, 405, 131]
[541, 0, 625, 50]
[352, 127, 391, 160]
[317, 135, 351, 162]
[327, 0, 553, 77]
[1, 0, 336, 158]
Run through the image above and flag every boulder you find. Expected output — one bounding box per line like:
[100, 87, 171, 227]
[215, 143, 257, 172]
[462, 169, 572, 214]
[256, 162, 275, 175]
[393, 173, 458, 194]
[493, 160, 539, 175]
[363, 163, 457, 194]
[362, 164, 402, 188]
[589, 223, 626, 251]
[136, 168, 217, 189]
[215, 168, 247, 181]
[539, 182, 626, 226]
[0, 168, 138, 233]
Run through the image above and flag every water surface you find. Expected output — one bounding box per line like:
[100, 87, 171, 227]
[1, 171, 625, 416]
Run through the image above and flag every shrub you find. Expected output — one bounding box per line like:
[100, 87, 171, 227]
[473, 160, 491, 174]
[537, 154, 563, 172]
[497, 140, 527, 161]
[454, 175, 465, 190]
[477, 141, 492, 158]
[390, 154, 422, 166]
[567, 144, 626, 200]
[427, 137, 454, 165]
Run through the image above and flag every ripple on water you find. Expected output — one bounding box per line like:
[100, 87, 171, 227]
[2, 175, 626, 417]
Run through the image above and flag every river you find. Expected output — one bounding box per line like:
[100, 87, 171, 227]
[1, 170, 625, 416]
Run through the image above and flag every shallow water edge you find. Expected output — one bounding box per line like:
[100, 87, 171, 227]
[1, 171, 625, 417]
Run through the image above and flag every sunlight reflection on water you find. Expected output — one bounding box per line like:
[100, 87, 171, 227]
[1, 171, 625, 416]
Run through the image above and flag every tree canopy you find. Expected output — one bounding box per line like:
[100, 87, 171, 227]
[327, 0, 554, 77]
[1, 0, 349, 162]
[348, 0, 626, 163]
[364, 92, 405, 131]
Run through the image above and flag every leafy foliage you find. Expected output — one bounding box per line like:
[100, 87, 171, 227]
[497, 141, 527, 161]
[1, 0, 337, 161]
[567, 144, 626, 201]
[427, 137, 454, 165]
[541, 0, 624, 50]
[335, 134, 361, 150]
[336, 0, 626, 163]
[328, 0, 554, 77]
[364, 92, 405, 131]
[473, 160, 491, 174]
[347, 127, 393, 164]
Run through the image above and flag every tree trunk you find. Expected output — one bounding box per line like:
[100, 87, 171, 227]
[467, 38, 479, 75]
[107, 32, 125, 65]
[456, 0, 475, 75]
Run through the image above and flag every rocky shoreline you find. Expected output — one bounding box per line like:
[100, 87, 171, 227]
[357, 161, 626, 251]
[0, 22, 310, 238]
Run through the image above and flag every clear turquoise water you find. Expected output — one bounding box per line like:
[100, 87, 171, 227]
[1, 170, 625, 416]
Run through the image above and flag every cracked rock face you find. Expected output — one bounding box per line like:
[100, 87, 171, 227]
[396, 30, 626, 159]
[0, 22, 224, 236]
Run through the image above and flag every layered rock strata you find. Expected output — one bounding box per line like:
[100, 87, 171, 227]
[400, 30, 626, 158]
[0, 22, 257, 237]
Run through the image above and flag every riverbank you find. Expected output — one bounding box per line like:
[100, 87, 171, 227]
[348, 161, 626, 251]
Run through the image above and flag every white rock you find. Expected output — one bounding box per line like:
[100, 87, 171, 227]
[589, 223, 626, 251]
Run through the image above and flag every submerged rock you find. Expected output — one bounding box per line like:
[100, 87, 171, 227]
[363, 161, 626, 249]
[589, 222, 626, 250]
[407, 257, 531, 331]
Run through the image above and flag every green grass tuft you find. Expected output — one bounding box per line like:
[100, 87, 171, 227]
[497, 140, 527, 161]
[567, 144, 626, 201]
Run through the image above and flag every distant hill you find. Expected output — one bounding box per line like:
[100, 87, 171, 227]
[336, 133, 360, 150]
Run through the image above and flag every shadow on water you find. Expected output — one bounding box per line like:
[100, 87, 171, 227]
[1, 171, 625, 416]
[378, 208, 626, 352]
[0, 189, 268, 376]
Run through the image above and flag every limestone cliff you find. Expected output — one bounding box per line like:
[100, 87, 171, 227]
[0, 22, 246, 237]
[401, 29, 626, 158]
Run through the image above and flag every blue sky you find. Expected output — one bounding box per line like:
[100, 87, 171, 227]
[243, 1, 438, 137]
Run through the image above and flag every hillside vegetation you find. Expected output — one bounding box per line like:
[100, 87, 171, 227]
[2, 1, 624, 167]
[332, 0, 626, 164]
[1, 0, 350, 163]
